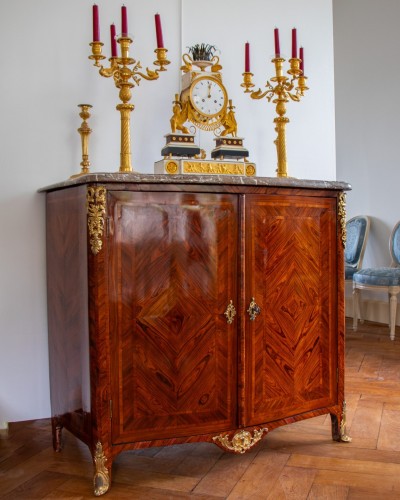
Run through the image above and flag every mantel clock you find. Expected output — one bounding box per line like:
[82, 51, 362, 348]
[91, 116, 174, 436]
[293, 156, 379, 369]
[156, 44, 255, 176]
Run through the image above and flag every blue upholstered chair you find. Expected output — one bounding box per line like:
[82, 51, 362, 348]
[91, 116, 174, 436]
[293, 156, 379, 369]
[345, 216, 370, 283]
[353, 221, 400, 340]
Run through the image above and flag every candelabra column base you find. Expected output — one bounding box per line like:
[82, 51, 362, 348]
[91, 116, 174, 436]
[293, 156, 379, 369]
[274, 116, 289, 178]
[117, 103, 135, 173]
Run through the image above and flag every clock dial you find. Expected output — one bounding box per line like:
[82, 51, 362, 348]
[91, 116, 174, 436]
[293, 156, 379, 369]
[190, 77, 227, 118]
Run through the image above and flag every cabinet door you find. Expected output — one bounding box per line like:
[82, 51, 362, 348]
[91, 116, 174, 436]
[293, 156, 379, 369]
[108, 191, 238, 443]
[242, 194, 338, 426]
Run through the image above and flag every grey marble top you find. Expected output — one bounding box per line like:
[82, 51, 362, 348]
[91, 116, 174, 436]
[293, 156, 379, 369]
[39, 172, 351, 192]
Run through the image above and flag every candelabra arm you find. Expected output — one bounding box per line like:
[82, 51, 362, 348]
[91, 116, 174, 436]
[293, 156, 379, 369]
[250, 86, 274, 101]
[98, 58, 119, 78]
[134, 67, 159, 81]
[132, 48, 170, 82]
[286, 90, 300, 102]
[242, 72, 275, 101]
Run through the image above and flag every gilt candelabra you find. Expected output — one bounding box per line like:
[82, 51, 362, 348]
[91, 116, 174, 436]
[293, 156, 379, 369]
[89, 7, 169, 172]
[241, 35, 308, 178]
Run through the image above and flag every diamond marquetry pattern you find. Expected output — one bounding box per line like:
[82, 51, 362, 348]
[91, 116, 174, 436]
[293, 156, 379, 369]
[244, 196, 337, 426]
[108, 192, 238, 443]
[135, 287, 216, 414]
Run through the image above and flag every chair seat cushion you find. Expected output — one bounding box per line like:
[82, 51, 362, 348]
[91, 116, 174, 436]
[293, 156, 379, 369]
[345, 265, 358, 280]
[353, 267, 400, 286]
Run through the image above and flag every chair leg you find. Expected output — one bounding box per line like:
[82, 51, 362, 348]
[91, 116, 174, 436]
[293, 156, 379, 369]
[353, 287, 360, 331]
[389, 292, 397, 341]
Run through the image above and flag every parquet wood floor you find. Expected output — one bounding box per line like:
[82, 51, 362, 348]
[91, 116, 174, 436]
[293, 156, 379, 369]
[2, 319, 400, 499]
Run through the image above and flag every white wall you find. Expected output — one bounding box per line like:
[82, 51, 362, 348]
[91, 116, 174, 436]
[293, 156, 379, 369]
[0, 0, 336, 422]
[334, 0, 400, 323]
[181, 0, 336, 180]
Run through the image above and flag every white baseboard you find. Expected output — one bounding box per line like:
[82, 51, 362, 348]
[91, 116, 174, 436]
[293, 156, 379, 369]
[0, 421, 8, 431]
[345, 296, 400, 326]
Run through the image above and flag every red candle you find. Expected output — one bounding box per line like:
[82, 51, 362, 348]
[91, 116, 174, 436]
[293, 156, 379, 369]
[92, 4, 100, 42]
[154, 14, 164, 48]
[245, 42, 250, 72]
[110, 24, 118, 57]
[274, 28, 280, 57]
[291, 28, 297, 59]
[299, 47, 304, 73]
[121, 5, 128, 36]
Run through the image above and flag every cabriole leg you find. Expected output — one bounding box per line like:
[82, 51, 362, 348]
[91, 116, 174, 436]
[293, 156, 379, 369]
[331, 401, 352, 443]
[51, 417, 63, 452]
[93, 441, 111, 496]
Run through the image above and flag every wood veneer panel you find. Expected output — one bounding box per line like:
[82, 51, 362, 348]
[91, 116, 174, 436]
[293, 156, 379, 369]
[108, 191, 238, 443]
[242, 194, 338, 425]
[46, 186, 91, 442]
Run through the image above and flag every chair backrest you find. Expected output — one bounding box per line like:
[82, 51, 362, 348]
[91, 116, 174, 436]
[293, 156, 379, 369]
[345, 216, 370, 270]
[389, 221, 400, 267]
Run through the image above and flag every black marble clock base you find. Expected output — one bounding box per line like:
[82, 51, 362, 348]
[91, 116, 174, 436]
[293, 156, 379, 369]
[211, 137, 249, 160]
[161, 133, 200, 158]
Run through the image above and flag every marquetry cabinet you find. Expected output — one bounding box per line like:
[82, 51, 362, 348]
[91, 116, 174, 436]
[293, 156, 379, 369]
[42, 174, 351, 496]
